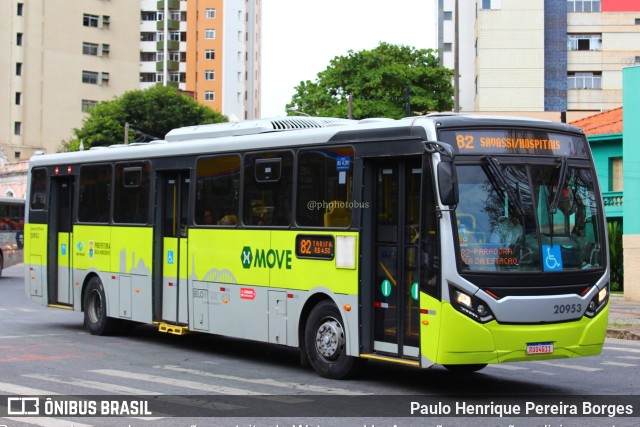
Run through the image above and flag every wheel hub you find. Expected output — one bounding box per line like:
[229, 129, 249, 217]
[315, 318, 344, 360]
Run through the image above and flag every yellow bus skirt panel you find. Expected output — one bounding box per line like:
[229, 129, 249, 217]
[435, 303, 608, 365]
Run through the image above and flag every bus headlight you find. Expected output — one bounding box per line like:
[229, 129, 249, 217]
[585, 283, 609, 318]
[450, 285, 494, 324]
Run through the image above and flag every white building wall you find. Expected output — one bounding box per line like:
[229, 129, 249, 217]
[222, 0, 247, 121]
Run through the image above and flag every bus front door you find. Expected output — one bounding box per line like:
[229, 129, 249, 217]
[370, 158, 422, 359]
[48, 176, 74, 306]
[157, 171, 190, 325]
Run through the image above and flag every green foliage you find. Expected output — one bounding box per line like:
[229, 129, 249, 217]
[60, 86, 227, 151]
[608, 220, 623, 291]
[287, 42, 454, 119]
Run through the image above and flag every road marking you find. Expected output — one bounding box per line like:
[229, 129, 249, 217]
[0, 333, 73, 340]
[156, 365, 372, 395]
[533, 361, 601, 372]
[604, 346, 640, 354]
[486, 364, 528, 371]
[3, 417, 93, 427]
[24, 373, 158, 395]
[600, 361, 637, 367]
[90, 369, 309, 403]
[616, 355, 640, 360]
[0, 382, 59, 395]
[530, 370, 556, 376]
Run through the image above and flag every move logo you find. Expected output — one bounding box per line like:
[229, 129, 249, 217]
[241, 246, 292, 270]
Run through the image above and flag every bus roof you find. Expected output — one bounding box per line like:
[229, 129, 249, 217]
[28, 114, 585, 167]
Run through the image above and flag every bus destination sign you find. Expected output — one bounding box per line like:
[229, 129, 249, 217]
[438, 129, 589, 158]
[295, 234, 335, 260]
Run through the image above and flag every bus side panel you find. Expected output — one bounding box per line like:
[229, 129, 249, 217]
[24, 223, 47, 303]
[419, 293, 442, 367]
[110, 226, 153, 323]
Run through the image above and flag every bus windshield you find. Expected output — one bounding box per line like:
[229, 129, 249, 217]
[455, 161, 602, 272]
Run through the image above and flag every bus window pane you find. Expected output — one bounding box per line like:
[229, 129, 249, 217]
[30, 168, 48, 210]
[296, 147, 354, 227]
[113, 162, 150, 224]
[196, 154, 240, 226]
[243, 151, 293, 226]
[79, 164, 112, 223]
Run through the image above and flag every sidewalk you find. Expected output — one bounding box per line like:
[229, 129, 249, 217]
[607, 294, 640, 340]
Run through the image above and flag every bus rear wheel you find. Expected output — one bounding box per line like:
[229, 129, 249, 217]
[304, 300, 357, 379]
[443, 364, 487, 373]
[83, 276, 120, 336]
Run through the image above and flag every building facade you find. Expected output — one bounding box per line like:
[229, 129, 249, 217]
[438, 0, 640, 113]
[1, 0, 261, 159]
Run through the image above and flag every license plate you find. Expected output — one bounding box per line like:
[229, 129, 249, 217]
[526, 342, 554, 355]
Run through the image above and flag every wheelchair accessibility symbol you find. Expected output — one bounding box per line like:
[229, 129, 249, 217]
[542, 245, 563, 271]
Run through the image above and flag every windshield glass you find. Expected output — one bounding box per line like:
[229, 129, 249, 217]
[455, 162, 602, 272]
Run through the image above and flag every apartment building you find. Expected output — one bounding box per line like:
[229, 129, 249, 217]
[140, 0, 261, 121]
[0, 0, 140, 160]
[438, 0, 640, 112]
[1, 0, 261, 159]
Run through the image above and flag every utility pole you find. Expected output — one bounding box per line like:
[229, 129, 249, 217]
[405, 85, 411, 117]
[124, 122, 129, 145]
[454, 0, 460, 112]
[348, 94, 353, 119]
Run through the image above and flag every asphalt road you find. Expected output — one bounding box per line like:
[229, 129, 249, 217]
[1, 264, 639, 427]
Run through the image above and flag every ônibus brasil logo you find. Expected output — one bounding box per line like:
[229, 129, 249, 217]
[241, 246, 292, 270]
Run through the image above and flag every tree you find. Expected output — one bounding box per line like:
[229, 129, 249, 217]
[60, 86, 227, 151]
[287, 42, 454, 119]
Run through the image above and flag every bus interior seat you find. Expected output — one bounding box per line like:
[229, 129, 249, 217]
[324, 202, 351, 227]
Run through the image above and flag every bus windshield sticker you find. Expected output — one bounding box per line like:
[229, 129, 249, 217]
[295, 234, 335, 260]
[438, 129, 589, 158]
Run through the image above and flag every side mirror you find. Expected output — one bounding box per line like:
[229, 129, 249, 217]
[425, 141, 458, 207]
[437, 161, 459, 207]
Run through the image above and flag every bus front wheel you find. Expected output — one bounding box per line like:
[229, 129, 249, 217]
[83, 276, 120, 335]
[304, 300, 357, 379]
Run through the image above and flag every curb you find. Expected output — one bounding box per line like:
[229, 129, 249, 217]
[607, 328, 640, 341]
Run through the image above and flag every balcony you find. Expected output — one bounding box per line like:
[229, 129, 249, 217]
[156, 60, 179, 72]
[157, 0, 179, 10]
[156, 39, 179, 51]
[156, 19, 179, 31]
[156, 81, 179, 88]
[603, 191, 623, 218]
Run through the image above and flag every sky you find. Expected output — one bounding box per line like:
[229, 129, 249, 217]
[260, 0, 438, 118]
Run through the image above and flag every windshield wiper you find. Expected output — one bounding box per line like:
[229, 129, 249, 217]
[549, 157, 568, 215]
[482, 156, 525, 216]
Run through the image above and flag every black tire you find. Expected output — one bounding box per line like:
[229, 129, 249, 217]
[304, 300, 357, 379]
[443, 364, 487, 373]
[83, 276, 120, 335]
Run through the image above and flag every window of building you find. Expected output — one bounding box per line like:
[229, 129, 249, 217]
[101, 15, 110, 28]
[140, 52, 155, 62]
[15, 92, 21, 105]
[195, 155, 240, 226]
[81, 99, 98, 112]
[140, 73, 156, 83]
[205, 50, 215, 60]
[83, 42, 99, 56]
[610, 157, 623, 192]
[444, 11, 453, 20]
[82, 70, 99, 84]
[205, 29, 216, 39]
[141, 32, 156, 41]
[14, 122, 21, 136]
[296, 147, 354, 227]
[113, 162, 151, 224]
[17, 3, 23, 16]
[168, 31, 181, 41]
[204, 91, 215, 101]
[170, 11, 181, 21]
[79, 164, 112, 223]
[16, 33, 23, 46]
[567, 0, 601, 12]
[567, 34, 601, 51]
[16, 63, 22, 76]
[206, 8, 216, 19]
[141, 11, 157, 21]
[243, 152, 294, 226]
[83, 14, 99, 27]
[101, 43, 110, 56]
[168, 73, 180, 82]
[567, 72, 602, 89]
[205, 70, 215, 80]
[636, 18, 640, 25]
[444, 43, 452, 52]
[481, 0, 501, 9]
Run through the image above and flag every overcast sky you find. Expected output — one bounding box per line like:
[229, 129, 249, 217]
[260, 0, 438, 118]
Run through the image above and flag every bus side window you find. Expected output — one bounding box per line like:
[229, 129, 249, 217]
[243, 152, 293, 227]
